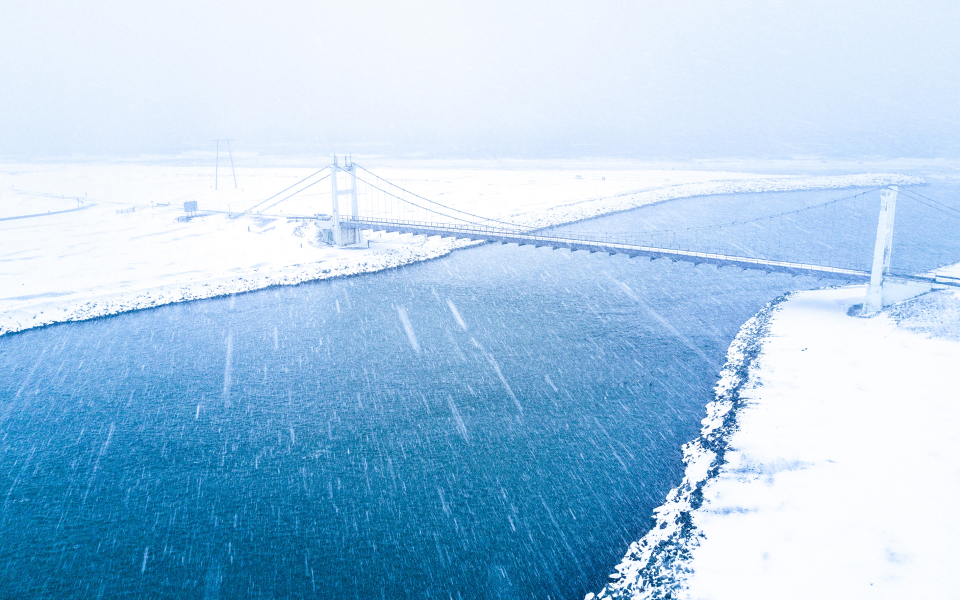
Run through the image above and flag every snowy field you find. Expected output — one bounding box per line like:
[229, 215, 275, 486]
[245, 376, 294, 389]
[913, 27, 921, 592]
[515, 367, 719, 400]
[593, 270, 960, 600]
[0, 159, 921, 337]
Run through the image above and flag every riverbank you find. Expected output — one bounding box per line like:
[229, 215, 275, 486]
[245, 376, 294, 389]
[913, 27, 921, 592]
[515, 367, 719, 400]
[591, 275, 960, 599]
[0, 159, 922, 337]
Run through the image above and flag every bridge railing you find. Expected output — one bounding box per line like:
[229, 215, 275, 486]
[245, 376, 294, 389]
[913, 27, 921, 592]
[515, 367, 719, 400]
[347, 216, 528, 235]
[347, 216, 659, 247]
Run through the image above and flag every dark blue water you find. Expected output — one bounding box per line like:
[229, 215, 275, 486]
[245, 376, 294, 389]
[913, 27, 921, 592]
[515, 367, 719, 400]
[0, 184, 956, 599]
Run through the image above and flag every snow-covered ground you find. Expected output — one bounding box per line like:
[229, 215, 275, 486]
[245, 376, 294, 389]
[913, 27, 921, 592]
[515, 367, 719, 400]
[592, 271, 960, 600]
[0, 159, 920, 336]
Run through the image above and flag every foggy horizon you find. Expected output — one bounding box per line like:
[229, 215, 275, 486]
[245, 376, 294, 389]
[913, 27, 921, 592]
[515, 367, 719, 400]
[1, 0, 958, 161]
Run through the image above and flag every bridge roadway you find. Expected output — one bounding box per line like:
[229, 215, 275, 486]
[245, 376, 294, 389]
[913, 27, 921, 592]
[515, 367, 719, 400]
[288, 215, 957, 287]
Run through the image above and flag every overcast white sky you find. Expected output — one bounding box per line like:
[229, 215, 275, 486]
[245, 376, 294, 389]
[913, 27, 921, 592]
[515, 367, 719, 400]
[0, 0, 957, 159]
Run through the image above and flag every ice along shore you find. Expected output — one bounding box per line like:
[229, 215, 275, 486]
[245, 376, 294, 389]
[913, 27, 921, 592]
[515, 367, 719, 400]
[591, 275, 960, 600]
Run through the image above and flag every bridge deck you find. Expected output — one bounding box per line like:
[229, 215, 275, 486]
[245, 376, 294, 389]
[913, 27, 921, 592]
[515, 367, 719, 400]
[319, 217, 956, 286]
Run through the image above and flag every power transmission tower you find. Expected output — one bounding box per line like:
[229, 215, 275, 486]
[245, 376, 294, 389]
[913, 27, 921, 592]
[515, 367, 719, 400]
[212, 139, 238, 190]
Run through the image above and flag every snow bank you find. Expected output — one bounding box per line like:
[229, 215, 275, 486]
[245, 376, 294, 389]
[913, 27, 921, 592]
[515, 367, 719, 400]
[591, 282, 960, 600]
[587, 294, 787, 600]
[0, 161, 919, 337]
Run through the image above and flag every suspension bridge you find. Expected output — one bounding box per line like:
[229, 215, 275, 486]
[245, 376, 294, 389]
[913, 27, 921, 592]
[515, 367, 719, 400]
[231, 159, 960, 311]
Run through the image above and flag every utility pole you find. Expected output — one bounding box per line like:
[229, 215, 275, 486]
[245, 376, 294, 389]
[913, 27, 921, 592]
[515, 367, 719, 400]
[227, 139, 237, 189]
[212, 139, 237, 190]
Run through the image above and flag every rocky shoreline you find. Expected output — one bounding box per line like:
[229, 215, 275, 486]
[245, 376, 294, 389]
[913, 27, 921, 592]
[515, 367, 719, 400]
[588, 295, 788, 600]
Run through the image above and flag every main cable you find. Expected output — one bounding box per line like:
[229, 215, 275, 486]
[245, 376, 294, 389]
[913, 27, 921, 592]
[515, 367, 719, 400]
[353, 165, 530, 229]
[352, 173, 529, 231]
[238, 166, 330, 217]
[577, 187, 886, 238]
[256, 173, 331, 214]
[899, 189, 960, 217]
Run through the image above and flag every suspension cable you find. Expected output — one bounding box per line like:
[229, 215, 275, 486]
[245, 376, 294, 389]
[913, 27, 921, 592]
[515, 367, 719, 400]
[256, 173, 331, 214]
[352, 172, 528, 230]
[238, 166, 331, 217]
[576, 187, 887, 238]
[898, 189, 960, 217]
[353, 165, 530, 229]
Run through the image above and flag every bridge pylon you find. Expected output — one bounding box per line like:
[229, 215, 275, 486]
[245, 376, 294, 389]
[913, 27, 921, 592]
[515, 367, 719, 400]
[329, 157, 363, 246]
[862, 186, 931, 313]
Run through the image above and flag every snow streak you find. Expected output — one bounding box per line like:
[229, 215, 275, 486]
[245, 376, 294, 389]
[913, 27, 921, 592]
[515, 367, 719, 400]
[223, 332, 233, 405]
[446, 298, 468, 330]
[397, 306, 421, 352]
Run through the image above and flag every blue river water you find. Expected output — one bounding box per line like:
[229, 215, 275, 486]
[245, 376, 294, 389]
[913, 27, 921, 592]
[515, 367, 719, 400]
[0, 183, 957, 599]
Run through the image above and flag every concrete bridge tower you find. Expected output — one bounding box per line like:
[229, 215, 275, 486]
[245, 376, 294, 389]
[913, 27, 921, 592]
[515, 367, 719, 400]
[329, 157, 363, 246]
[862, 186, 932, 313]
